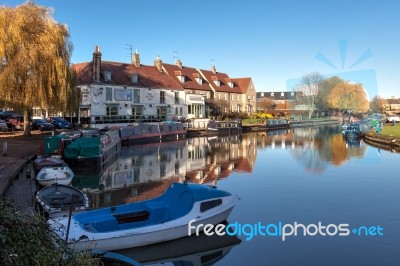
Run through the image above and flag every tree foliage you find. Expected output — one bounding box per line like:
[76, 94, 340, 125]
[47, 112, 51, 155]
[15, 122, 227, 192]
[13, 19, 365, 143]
[327, 82, 369, 112]
[257, 98, 275, 112]
[0, 1, 77, 135]
[295, 72, 324, 119]
[0, 199, 96, 265]
[369, 95, 386, 113]
[315, 76, 343, 114]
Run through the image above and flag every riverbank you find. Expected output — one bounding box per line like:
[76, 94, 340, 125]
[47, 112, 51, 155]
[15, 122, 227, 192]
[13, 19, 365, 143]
[363, 131, 400, 152]
[0, 131, 46, 197]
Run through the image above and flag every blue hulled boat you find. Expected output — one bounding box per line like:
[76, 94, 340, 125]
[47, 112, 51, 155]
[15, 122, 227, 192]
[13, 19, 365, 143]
[49, 182, 240, 251]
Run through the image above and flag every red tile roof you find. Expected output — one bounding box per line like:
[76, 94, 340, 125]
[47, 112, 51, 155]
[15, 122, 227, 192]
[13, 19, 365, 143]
[232, 78, 252, 93]
[162, 63, 213, 92]
[73, 61, 183, 90]
[199, 69, 242, 94]
[72, 62, 94, 84]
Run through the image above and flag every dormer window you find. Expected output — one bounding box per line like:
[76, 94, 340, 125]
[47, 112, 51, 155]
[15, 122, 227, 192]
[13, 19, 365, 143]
[271, 92, 275, 97]
[281, 92, 285, 97]
[131, 74, 138, 83]
[196, 77, 202, 85]
[178, 75, 185, 83]
[291, 92, 295, 96]
[228, 82, 233, 88]
[104, 71, 111, 81]
[214, 80, 220, 87]
[261, 92, 264, 97]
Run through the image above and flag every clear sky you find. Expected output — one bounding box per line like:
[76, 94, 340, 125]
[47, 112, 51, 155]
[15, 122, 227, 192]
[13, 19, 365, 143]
[3, 0, 400, 98]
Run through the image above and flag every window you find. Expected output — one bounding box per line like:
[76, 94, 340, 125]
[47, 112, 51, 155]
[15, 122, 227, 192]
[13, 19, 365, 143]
[224, 94, 227, 101]
[261, 92, 264, 97]
[179, 75, 185, 83]
[291, 92, 295, 96]
[200, 199, 222, 212]
[175, 92, 179, 104]
[180, 107, 183, 116]
[237, 94, 239, 101]
[104, 71, 111, 81]
[196, 77, 202, 84]
[132, 106, 143, 117]
[271, 92, 274, 97]
[131, 74, 138, 83]
[281, 92, 285, 97]
[214, 80, 220, 87]
[175, 107, 178, 115]
[133, 89, 140, 103]
[106, 106, 118, 116]
[160, 91, 165, 103]
[228, 82, 233, 88]
[106, 87, 112, 101]
[231, 94, 234, 101]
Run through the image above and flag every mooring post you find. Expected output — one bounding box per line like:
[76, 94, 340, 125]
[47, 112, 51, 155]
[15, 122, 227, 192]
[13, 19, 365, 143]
[2, 141, 7, 157]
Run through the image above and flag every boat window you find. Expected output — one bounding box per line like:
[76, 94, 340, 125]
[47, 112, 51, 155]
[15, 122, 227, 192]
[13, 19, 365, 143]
[200, 199, 222, 212]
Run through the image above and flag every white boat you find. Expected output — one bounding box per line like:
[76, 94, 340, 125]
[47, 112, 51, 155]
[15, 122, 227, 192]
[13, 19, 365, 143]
[35, 184, 89, 219]
[49, 182, 240, 251]
[36, 164, 74, 187]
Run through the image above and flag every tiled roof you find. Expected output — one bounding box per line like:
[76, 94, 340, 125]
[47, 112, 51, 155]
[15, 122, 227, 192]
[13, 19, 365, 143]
[199, 69, 242, 94]
[162, 63, 213, 92]
[73, 61, 183, 90]
[72, 62, 94, 84]
[232, 78, 252, 93]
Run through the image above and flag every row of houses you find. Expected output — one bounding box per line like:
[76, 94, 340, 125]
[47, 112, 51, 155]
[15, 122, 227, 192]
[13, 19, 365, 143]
[72, 46, 257, 124]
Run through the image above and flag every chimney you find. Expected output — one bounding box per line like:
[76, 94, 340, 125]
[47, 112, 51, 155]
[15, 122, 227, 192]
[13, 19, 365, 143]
[211, 65, 217, 74]
[154, 55, 163, 72]
[92, 45, 101, 82]
[132, 49, 140, 67]
[176, 59, 182, 69]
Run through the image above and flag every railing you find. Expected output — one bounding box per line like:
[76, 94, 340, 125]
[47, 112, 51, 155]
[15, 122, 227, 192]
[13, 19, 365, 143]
[91, 115, 167, 124]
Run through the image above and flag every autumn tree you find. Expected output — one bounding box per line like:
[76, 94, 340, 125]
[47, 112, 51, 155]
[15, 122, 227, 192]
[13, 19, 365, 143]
[369, 95, 386, 114]
[327, 82, 369, 113]
[315, 76, 343, 115]
[0, 2, 77, 135]
[257, 98, 275, 112]
[295, 72, 324, 119]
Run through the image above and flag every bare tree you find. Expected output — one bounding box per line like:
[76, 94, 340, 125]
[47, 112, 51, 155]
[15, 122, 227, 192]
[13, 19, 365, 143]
[369, 96, 386, 114]
[295, 72, 324, 119]
[0, 2, 77, 135]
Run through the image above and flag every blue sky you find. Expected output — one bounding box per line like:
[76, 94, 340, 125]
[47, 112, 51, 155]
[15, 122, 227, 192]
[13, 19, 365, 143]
[3, 0, 400, 98]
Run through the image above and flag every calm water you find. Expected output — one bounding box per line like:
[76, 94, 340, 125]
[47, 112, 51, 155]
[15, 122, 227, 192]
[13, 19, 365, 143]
[72, 125, 400, 266]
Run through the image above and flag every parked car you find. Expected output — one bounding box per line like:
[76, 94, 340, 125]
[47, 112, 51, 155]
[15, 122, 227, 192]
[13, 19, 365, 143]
[386, 116, 400, 123]
[0, 119, 7, 132]
[47, 117, 72, 129]
[30, 119, 55, 131]
[0, 111, 14, 120]
[6, 115, 24, 131]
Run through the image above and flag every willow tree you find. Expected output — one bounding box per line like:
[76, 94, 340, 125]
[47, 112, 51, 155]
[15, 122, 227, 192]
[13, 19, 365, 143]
[327, 82, 369, 113]
[0, 1, 77, 135]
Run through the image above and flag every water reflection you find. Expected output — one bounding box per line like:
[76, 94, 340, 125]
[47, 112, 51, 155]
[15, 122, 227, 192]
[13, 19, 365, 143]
[72, 126, 373, 209]
[116, 226, 241, 265]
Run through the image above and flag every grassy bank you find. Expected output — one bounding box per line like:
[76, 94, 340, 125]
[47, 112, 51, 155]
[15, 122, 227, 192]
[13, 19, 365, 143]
[381, 123, 400, 137]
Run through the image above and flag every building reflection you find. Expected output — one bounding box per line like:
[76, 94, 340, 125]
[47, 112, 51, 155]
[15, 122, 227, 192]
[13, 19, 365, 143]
[74, 125, 372, 209]
[81, 133, 257, 209]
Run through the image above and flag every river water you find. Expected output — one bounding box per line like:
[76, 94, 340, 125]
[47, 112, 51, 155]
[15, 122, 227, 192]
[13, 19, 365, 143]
[72, 125, 400, 266]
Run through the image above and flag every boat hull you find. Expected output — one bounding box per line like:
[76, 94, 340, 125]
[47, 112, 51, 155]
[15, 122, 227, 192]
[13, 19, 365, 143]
[36, 165, 74, 187]
[49, 193, 239, 251]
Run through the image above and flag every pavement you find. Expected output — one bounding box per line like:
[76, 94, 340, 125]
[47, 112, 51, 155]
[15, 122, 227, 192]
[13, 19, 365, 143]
[0, 131, 50, 212]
